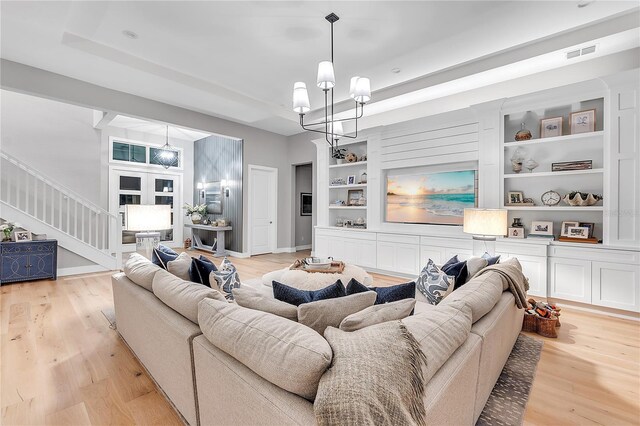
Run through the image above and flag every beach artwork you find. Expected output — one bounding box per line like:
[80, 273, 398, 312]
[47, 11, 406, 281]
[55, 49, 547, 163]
[386, 170, 477, 225]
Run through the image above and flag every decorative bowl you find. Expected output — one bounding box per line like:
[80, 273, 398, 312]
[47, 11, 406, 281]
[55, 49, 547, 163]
[562, 193, 602, 206]
[304, 257, 333, 269]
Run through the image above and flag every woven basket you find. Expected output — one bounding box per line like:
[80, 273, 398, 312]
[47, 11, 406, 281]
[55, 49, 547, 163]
[536, 316, 558, 338]
[522, 313, 538, 333]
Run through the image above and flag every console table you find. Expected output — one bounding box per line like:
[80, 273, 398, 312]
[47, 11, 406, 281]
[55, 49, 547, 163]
[185, 224, 232, 257]
[0, 240, 58, 284]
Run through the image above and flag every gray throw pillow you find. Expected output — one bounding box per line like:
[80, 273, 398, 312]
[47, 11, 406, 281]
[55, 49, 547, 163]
[209, 257, 241, 300]
[465, 256, 489, 282]
[233, 286, 298, 322]
[167, 252, 192, 281]
[415, 259, 454, 305]
[339, 298, 416, 332]
[297, 291, 377, 335]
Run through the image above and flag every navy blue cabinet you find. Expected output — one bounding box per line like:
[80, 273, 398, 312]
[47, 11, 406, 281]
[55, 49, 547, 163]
[0, 240, 57, 284]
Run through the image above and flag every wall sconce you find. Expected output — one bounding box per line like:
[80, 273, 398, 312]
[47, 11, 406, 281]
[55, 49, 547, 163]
[221, 179, 230, 197]
[197, 182, 205, 201]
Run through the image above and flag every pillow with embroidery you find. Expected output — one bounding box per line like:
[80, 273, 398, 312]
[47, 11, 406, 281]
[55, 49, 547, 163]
[209, 257, 241, 301]
[416, 259, 454, 305]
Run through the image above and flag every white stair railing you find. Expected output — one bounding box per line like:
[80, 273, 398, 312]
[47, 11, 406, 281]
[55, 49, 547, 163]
[0, 151, 121, 268]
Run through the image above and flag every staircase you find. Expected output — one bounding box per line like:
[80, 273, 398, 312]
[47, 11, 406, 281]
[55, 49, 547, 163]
[1, 151, 121, 271]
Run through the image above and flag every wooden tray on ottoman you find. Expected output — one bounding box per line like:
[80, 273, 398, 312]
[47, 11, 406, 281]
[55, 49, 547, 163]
[290, 259, 346, 274]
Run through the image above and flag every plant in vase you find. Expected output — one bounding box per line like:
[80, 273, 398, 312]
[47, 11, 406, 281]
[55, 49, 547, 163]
[0, 222, 20, 241]
[183, 203, 207, 224]
[332, 148, 347, 164]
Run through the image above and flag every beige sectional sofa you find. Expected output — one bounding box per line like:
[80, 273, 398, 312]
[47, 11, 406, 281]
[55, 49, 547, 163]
[111, 254, 525, 425]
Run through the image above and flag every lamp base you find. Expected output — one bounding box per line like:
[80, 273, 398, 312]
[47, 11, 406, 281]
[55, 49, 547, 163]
[136, 232, 161, 260]
[472, 235, 497, 256]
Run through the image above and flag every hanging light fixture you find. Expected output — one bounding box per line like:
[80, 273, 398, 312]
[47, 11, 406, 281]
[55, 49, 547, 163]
[154, 125, 178, 169]
[292, 13, 371, 155]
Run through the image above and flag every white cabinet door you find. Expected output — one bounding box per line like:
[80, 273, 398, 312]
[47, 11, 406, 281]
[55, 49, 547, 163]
[342, 238, 359, 265]
[592, 262, 640, 312]
[517, 255, 547, 298]
[444, 248, 473, 261]
[376, 242, 396, 272]
[420, 246, 447, 268]
[357, 240, 377, 269]
[328, 237, 345, 262]
[314, 234, 330, 258]
[396, 244, 420, 275]
[549, 258, 592, 303]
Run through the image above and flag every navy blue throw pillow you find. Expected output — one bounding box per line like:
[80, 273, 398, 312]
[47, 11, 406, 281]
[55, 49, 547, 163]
[482, 252, 501, 266]
[346, 278, 415, 305]
[152, 245, 178, 269]
[441, 255, 468, 289]
[272, 280, 346, 306]
[189, 255, 218, 287]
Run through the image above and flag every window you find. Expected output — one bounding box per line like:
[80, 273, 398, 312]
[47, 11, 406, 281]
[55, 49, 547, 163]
[150, 147, 180, 168]
[111, 138, 182, 169]
[113, 142, 146, 163]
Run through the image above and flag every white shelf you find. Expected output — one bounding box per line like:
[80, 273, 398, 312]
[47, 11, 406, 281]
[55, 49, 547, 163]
[329, 161, 367, 169]
[329, 184, 367, 189]
[504, 168, 603, 178]
[503, 131, 604, 147]
[328, 206, 367, 210]
[503, 206, 604, 211]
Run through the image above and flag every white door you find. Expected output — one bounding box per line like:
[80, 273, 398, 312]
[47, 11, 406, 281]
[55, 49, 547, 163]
[249, 165, 277, 255]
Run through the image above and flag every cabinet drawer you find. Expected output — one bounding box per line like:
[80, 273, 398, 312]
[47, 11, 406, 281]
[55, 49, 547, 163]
[496, 241, 547, 257]
[378, 233, 420, 245]
[549, 246, 639, 264]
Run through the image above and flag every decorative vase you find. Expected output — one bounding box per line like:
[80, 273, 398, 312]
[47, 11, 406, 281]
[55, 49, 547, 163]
[360, 171, 368, 184]
[510, 147, 527, 174]
[562, 193, 601, 206]
[336, 159, 345, 165]
[191, 213, 202, 224]
[515, 122, 532, 141]
[524, 158, 539, 173]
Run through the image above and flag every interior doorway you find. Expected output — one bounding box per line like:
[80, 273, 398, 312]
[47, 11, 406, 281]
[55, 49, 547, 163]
[248, 164, 278, 255]
[294, 163, 313, 251]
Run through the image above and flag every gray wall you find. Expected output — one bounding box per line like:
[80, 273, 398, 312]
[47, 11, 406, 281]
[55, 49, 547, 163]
[193, 135, 243, 252]
[294, 163, 313, 248]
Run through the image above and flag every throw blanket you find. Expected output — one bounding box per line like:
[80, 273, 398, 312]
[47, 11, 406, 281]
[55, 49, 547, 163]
[315, 322, 428, 426]
[473, 262, 530, 309]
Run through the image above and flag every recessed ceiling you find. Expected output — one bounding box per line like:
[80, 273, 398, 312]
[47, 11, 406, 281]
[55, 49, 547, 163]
[108, 114, 212, 142]
[1, 1, 638, 136]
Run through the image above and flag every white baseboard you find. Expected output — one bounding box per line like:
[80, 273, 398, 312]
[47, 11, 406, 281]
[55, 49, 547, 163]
[295, 244, 312, 251]
[58, 265, 109, 277]
[273, 247, 297, 253]
[227, 250, 250, 258]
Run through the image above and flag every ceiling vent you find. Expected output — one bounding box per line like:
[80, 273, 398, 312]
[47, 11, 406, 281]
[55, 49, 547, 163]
[566, 45, 596, 60]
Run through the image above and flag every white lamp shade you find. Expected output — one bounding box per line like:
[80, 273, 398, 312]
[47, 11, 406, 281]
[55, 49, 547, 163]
[353, 77, 371, 103]
[463, 209, 507, 237]
[125, 205, 172, 231]
[292, 82, 310, 113]
[349, 76, 360, 99]
[316, 61, 336, 89]
[330, 121, 344, 137]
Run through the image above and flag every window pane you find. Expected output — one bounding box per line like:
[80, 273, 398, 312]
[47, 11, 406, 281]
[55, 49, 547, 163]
[113, 141, 146, 163]
[150, 147, 179, 167]
[113, 142, 130, 161]
[130, 145, 146, 163]
[120, 176, 141, 191]
[155, 196, 173, 208]
[119, 194, 141, 206]
[155, 179, 174, 192]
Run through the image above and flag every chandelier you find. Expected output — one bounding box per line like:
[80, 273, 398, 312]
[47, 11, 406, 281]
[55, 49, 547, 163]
[154, 125, 179, 169]
[292, 13, 371, 155]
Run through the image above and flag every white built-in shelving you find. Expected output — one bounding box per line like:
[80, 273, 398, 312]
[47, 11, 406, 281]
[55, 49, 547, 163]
[328, 161, 367, 169]
[504, 168, 604, 179]
[329, 184, 367, 189]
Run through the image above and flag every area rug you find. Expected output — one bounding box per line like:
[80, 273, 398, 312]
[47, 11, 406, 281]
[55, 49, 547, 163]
[476, 333, 543, 425]
[101, 308, 117, 330]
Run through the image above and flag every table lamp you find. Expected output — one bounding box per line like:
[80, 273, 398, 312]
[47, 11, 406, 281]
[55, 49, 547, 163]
[125, 205, 172, 259]
[463, 208, 507, 255]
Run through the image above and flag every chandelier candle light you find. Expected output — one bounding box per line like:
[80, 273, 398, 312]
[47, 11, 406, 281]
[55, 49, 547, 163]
[292, 13, 371, 155]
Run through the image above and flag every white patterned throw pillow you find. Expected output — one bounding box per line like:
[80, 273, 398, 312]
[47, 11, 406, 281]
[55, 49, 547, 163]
[209, 257, 241, 301]
[416, 259, 454, 305]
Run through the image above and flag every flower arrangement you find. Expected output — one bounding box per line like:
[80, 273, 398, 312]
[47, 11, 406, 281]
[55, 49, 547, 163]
[0, 221, 21, 241]
[183, 203, 207, 216]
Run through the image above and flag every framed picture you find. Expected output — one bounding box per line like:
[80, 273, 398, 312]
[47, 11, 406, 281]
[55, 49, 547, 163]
[579, 222, 595, 238]
[530, 221, 553, 236]
[300, 193, 312, 216]
[567, 226, 590, 239]
[570, 109, 596, 134]
[347, 175, 356, 185]
[347, 189, 364, 206]
[507, 191, 524, 204]
[540, 116, 563, 138]
[13, 230, 32, 242]
[561, 221, 579, 237]
[552, 160, 592, 172]
[508, 227, 525, 239]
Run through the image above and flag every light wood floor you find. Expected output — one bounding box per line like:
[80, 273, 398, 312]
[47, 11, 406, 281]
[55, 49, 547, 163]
[1, 251, 638, 425]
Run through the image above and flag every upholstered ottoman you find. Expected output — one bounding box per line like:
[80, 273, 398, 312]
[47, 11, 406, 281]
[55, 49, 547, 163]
[261, 264, 374, 291]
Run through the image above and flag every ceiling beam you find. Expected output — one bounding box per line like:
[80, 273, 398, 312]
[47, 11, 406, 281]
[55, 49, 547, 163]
[92, 110, 118, 129]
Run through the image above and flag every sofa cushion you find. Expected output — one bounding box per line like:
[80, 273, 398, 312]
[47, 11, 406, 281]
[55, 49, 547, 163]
[442, 255, 468, 289]
[233, 286, 298, 322]
[297, 291, 377, 335]
[346, 279, 416, 305]
[439, 271, 503, 323]
[209, 257, 241, 301]
[339, 298, 416, 332]
[482, 252, 501, 266]
[167, 252, 192, 281]
[152, 269, 227, 323]
[189, 256, 218, 286]
[123, 253, 163, 292]
[401, 300, 472, 382]
[465, 257, 488, 283]
[262, 264, 374, 290]
[152, 244, 179, 269]
[416, 259, 454, 305]
[273, 280, 346, 306]
[198, 298, 332, 400]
